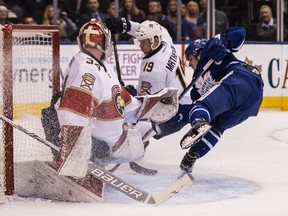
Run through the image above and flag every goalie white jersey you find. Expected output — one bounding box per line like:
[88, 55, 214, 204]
[56, 51, 143, 154]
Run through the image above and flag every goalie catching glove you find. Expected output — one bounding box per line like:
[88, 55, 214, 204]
[136, 87, 178, 123]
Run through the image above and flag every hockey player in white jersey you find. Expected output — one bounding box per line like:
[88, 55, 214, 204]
[106, 18, 189, 140]
[106, 17, 187, 97]
[132, 20, 186, 97]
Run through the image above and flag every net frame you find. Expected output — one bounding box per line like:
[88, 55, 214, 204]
[0, 24, 60, 196]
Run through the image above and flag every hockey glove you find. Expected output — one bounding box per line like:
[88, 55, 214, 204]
[207, 37, 227, 62]
[125, 84, 137, 96]
[105, 17, 131, 34]
[178, 152, 197, 179]
[222, 27, 246, 52]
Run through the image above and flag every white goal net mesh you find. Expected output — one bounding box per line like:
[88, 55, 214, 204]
[0, 25, 59, 197]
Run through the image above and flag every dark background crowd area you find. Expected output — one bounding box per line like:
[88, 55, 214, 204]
[0, 0, 287, 42]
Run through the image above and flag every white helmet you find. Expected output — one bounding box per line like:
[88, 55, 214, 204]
[77, 18, 113, 59]
[134, 20, 162, 50]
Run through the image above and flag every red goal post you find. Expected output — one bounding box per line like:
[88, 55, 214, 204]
[0, 24, 60, 197]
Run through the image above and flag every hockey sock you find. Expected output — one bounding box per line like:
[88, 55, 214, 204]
[189, 127, 223, 158]
[188, 102, 211, 124]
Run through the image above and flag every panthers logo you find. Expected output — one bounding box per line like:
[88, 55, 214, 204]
[112, 85, 125, 118]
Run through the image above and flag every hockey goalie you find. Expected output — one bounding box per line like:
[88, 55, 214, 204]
[40, 18, 178, 202]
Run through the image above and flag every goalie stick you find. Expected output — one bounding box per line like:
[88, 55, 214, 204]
[111, 37, 158, 176]
[0, 115, 193, 204]
[89, 163, 193, 204]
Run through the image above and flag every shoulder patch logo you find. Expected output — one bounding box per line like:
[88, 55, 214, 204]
[112, 85, 125, 118]
[81, 73, 95, 91]
[140, 81, 152, 95]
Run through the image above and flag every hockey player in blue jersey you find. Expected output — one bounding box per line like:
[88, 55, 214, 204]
[175, 27, 263, 178]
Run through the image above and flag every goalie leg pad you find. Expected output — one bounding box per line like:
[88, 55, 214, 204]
[96, 124, 145, 165]
[57, 127, 92, 178]
[112, 126, 144, 162]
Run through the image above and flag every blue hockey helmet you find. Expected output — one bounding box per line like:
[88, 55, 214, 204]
[184, 39, 208, 60]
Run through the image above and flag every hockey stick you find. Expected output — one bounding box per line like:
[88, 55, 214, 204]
[108, 156, 158, 175]
[89, 163, 193, 204]
[0, 116, 59, 152]
[111, 37, 158, 176]
[112, 36, 124, 86]
[108, 161, 158, 176]
[129, 161, 158, 176]
[0, 115, 193, 204]
[108, 157, 158, 175]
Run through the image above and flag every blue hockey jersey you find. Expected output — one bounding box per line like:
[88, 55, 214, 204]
[180, 27, 264, 132]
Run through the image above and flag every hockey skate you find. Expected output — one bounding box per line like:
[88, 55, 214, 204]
[178, 152, 197, 179]
[180, 118, 211, 149]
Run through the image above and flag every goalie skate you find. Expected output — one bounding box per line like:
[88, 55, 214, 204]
[180, 118, 211, 149]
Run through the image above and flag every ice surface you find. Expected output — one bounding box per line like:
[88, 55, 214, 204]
[1, 110, 288, 216]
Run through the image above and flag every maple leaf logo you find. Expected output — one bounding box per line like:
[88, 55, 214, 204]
[195, 71, 216, 96]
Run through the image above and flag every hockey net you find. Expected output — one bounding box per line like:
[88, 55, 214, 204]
[0, 24, 60, 200]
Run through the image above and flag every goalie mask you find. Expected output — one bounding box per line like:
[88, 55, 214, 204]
[184, 39, 208, 67]
[77, 18, 113, 60]
[133, 20, 162, 50]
